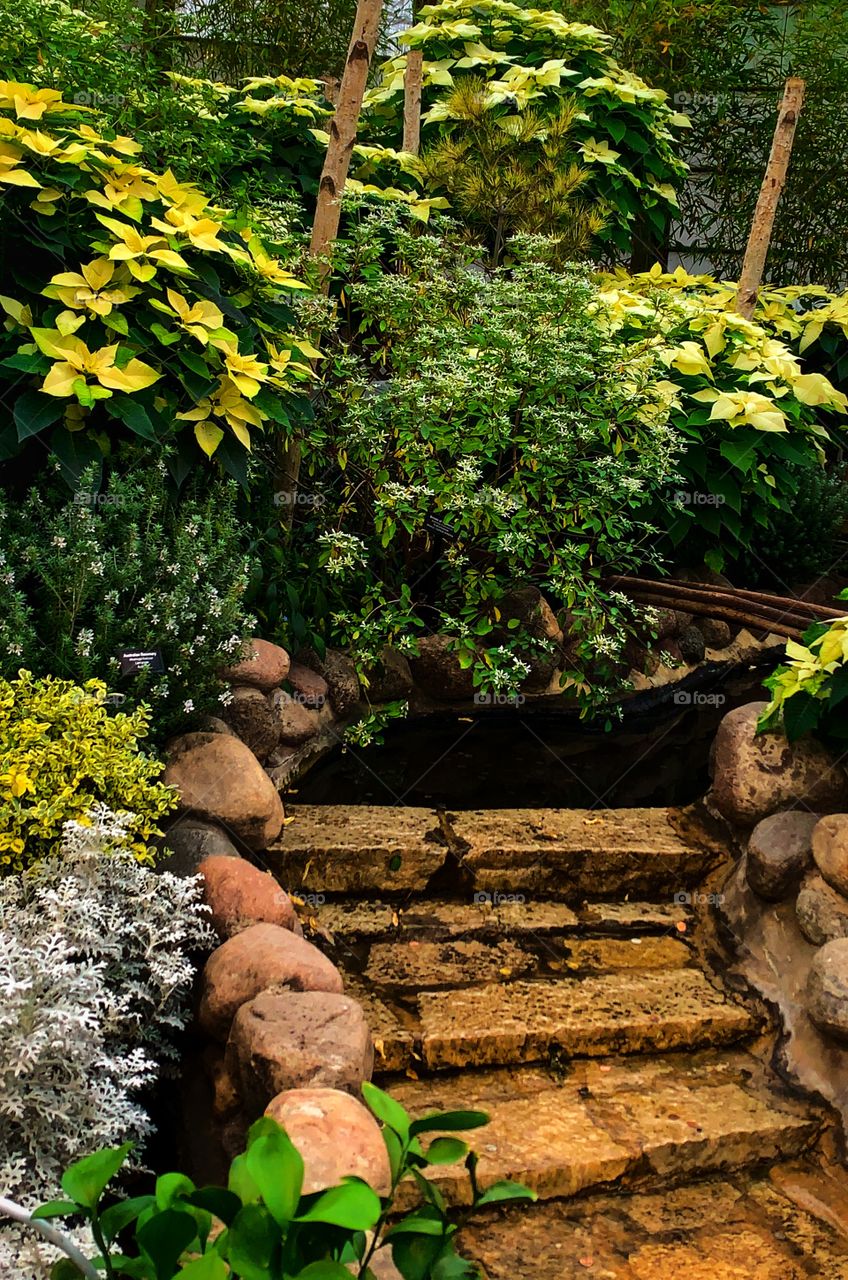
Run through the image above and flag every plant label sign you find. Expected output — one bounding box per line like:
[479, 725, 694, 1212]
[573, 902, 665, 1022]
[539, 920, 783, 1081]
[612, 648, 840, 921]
[425, 515, 459, 541]
[117, 648, 166, 677]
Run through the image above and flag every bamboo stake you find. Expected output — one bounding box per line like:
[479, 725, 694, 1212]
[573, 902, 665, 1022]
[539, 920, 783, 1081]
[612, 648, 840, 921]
[402, 49, 424, 154]
[735, 76, 805, 319]
[309, 0, 384, 276]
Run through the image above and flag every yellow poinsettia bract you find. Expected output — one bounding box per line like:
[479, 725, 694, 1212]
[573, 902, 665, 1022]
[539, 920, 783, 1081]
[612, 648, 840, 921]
[32, 329, 160, 397]
[44, 258, 139, 316]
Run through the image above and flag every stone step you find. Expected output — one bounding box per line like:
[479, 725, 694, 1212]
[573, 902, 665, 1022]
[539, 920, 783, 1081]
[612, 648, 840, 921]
[457, 1161, 848, 1277]
[345, 965, 757, 1073]
[309, 896, 691, 943]
[386, 1052, 821, 1211]
[267, 805, 722, 900]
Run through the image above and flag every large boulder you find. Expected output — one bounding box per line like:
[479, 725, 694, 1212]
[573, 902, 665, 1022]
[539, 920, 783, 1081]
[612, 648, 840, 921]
[795, 873, 848, 946]
[227, 990, 374, 1113]
[199, 857, 299, 939]
[367, 647, 414, 702]
[710, 702, 848, 826]
[264, 1087, 391, 1195]
[220, 639, 291, 690]
[806, 938, 848, 1042]
[746, 811, 819, 900]
[273, 690, 321, 747]
[164, 733, 285, 851]
[221, 686, 281, 762]
[287, 662, 329, 710]
[812, 814, 848, 897]
[700, 618, 733, 649]
[410, 635, 476, 701]
[198, 923, 343, 1040]
[297, 648, 361, 717]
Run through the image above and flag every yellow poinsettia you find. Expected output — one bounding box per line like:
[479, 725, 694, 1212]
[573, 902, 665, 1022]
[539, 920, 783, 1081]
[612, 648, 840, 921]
[0, 81, 65, 121]
[696, 387, 788, 433]
[97, 216, 191, 281]
[241, 238, 309, 289]
[0, 139, 41, 188]
[155, 169, 210, 217]
[32, 329, 160, 397]
[43, 259, 139, 316]
[30, 185, 63, 216]
[86, 163, 158, 212]
[791, 371, 848, 412]
[75, 124, 142, 156]
[176, 375, 266, 452]
[218, 343, 271, 397]
[579, 136, 620, 166]
[151, 206, 227, 252]
[664, 341, 713, 379]
[151, 288, 226, 344]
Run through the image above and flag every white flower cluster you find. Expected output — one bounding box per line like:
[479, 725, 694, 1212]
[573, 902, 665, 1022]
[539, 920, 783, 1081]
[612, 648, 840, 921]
[0, 808, 212, 1278]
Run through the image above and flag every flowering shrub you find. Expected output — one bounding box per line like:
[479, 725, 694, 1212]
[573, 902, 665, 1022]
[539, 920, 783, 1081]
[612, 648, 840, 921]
[759, 602, 848, 745]
[365, 0, 689, 255]
[0, 673, 175, 872]
[0, 81, 315, 479]
[0, 807, 211, 1277]
[0, 466, 254, 738]
[594, 266, 848, 569]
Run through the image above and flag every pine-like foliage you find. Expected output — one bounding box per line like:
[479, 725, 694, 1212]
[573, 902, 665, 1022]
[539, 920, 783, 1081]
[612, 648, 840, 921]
[419, 79, 607, 264]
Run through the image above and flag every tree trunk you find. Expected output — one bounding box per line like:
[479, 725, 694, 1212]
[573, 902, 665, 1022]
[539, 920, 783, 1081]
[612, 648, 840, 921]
[309, 0, 385, 275]
[735, 76, 805, 319]
[402, 49, 424, 154]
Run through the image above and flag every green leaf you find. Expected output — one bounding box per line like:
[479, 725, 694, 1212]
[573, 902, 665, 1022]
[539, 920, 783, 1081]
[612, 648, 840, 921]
[13, 390, 64, 442]
[244, 1127, 304, 1225]
[226, 1203, 278, 1280]
[99, 1195, 156, 1244]
[390, 1234, 446, 1280]
[107, 396, 157, 440]
[408, 1111, 489, 1138]
[782, 690, 821, 742]
[150, 322, 180, 346]
[474, 1180, 537, 1207]
[362, 1083, 411, 1140]
[50, 1261, 86, 1280]
[423, 1138, 468, 1166]
[227, 1152, 261, 1205]
[292, 1264, 353, 1279]
[155, 1173, 195, 1209]
[178, 1255, 229, 1280]
[384, 1214, 446, 1240]
[136, 1208, 198, 1280]
[61, 1143, 133, 1211]
[296, 1179, 382, 1230]
[186, 1188, 242, 1226]
[103, 310, 129, 336]
[31, 1200, 79, 1221]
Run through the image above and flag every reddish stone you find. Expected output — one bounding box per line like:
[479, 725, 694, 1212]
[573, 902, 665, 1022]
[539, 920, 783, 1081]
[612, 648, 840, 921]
[264, 1087, 391, 1194]
[287, 662, 329, 709]
[220, 639, 291, 691]
[197, 923, 343, 1041]
[164, 733, 285, 851]
[199, 857, 298, 939]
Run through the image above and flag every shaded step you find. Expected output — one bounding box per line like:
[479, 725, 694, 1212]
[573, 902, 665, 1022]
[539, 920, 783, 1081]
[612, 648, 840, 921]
[345, 966, 757, 1074]
[458, 1163, 848, 1278]
[270, 805, 721, 900]
[452, 807, 722, 901]
[387, 1052, 821, 1209]
[311, 896, 691, 942]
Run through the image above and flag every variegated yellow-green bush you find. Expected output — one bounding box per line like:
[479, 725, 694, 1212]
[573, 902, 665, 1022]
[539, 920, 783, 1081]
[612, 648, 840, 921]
[0, 671, 175, 873]
[592, 265, 848, 568]
[0, 81, 316, 481]
[759, 604, 848, 745]
[364, 0, 689, 255]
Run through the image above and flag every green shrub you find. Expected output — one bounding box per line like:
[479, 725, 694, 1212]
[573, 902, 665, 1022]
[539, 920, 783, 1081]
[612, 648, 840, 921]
[759, 605, 848, 747]
[0, 466, 254, 739]
[0, 671, 175, 873]
[739, 463, 848, 587]
[28, 1087, 534, 1277]
[0, 81, 314, 485]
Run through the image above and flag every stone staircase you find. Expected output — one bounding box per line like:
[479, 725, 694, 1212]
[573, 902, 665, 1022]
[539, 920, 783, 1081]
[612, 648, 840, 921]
[267, 804, 848, 1277]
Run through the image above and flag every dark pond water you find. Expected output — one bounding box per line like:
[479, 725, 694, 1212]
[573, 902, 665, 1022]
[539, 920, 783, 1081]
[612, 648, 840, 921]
[292, 659, 776, 810]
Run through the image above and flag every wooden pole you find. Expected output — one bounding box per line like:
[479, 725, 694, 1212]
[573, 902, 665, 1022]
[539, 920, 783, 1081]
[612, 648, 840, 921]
[402, 49, 424, 154]
[309, 0, 384, 274]
[735, 76, 805, 319]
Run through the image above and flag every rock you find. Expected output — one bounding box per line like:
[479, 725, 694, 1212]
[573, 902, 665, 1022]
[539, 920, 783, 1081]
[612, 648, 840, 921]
[622, 638, 660, 677]
[199, 716, 239, 737]
[806, 938, 848, 1041]
[198, 922, 344, 1040]
[220, 639, 291, 691]
[796, 873, 848, 945]
[164, 733, 285, 851]
[701, 618, 733, 649]
[273, 689, 321, 746]
[678, 625, 706, 664]
[673, 610, 694, 633]
[159, 818, 242, 876]
[227, 990, 374, 1113]
[812, 814, 848, 896]
[746, 811, 819, 900]
[653, 608, 679, 641]
[367, 647, 414, 702]
[710, 702, 848, 827]
[321, 650, 361, 717]
[264, 1087, 391, 1195]
[410, 634, 477, 701]
[221, 686, 280, 762]
[199, 857, 298, 939]
[287, 662, 328, 710]
[499, 585, 564, 645]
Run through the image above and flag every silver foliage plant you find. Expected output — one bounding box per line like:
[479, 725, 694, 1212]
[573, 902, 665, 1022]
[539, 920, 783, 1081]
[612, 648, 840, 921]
[0, 806, 212, 1277]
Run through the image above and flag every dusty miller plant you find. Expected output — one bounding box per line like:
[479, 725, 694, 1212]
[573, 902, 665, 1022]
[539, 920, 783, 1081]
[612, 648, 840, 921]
[0, 807, 212, 1278]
